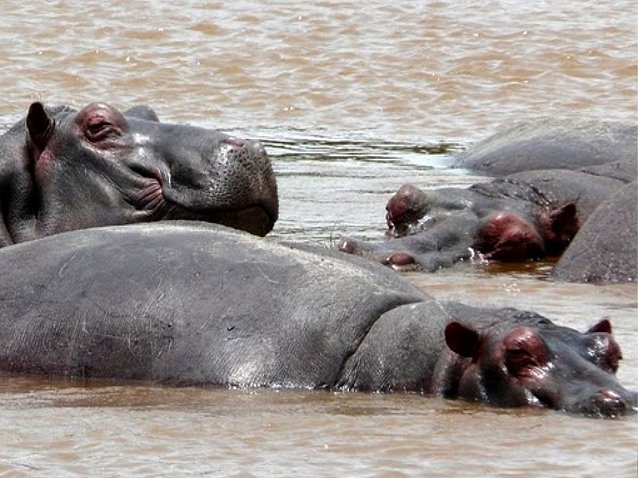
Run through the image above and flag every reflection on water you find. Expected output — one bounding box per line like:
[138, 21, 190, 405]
[1, 0, 636, 476]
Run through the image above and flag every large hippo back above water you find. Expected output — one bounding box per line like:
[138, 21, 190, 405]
[0, 222, 634, 417]
[0, 102, 278, 245]
[453, 118, 638, 176]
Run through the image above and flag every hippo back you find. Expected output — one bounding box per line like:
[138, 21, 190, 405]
[0, 222, 426, 387]
[454, 119, 637, 176]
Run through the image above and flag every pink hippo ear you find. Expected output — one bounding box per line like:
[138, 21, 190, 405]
[585, 318, 612, 335]
[445, 322, 480, 358]
[26, 102, 55, 150]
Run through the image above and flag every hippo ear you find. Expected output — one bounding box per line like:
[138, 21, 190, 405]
[26, 102, 54, 149]
[445, 322, 480, 358]
[586, 318, 612, 335]
[549, 203, 578, 237]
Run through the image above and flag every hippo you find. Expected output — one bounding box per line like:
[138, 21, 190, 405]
[0, 221, 634, 417]
[0, 101, 278, 245]
[453, 118, 638, 176]
[339, 118, 637, 276]
[338, 168, 627, 271]
[553, 181, 638, 283]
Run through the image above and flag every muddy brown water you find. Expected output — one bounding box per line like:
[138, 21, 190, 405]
[0, 1, 637, 476]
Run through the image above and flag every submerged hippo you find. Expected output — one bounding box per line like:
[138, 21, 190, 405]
[0, 222, 634, 417]
[339, 169, 622, 271]
[340, 119, 637, 277]
[0, 101, 278, 245]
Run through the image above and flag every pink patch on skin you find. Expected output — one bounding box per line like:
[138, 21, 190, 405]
[224, 137, 245, 148]
[34, 149, 55, 186]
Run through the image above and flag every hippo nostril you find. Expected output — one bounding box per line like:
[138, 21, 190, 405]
[581, 388, 633, 418]
[599, 389, 621, 402]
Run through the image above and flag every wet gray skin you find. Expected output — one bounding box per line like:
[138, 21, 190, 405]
[339, 119, 636, 280]
[0, 222, 634, 418]
[0, 102, 278, 246]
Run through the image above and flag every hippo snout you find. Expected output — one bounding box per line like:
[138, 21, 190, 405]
[576, 388, 638, 418]
[211, 137, 278, 235]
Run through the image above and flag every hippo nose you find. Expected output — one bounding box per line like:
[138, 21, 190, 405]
[589, 388, 637, 417]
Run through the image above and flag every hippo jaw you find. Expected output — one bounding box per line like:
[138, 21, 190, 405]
[13, 101, 278, 241]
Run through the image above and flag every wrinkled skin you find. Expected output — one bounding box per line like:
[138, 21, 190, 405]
[553, 181, 638, 283]
[0, 102, 278, 245]
[337, 170, 617, 271]
[0, 222, 634, 417]
[453, 118, 638, 176]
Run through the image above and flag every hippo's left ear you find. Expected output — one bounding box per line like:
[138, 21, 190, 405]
[445, 322, 480, 358]
[585, 318, 612, 335]
[26, 102, 54, 150]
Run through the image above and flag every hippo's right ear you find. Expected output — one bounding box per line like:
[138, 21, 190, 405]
[585, 318, 612, 335]
[445, 322, 480, 358]
[26, 102, 54, 150]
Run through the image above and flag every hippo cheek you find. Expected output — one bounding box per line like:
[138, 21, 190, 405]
[132, 175, 166, 216]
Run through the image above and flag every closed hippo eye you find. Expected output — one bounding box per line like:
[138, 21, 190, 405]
[505, 348, 541, 377]
[502, 327, 550, 380]
[76, 103, 125, 145]
[85, 121, 115, 142]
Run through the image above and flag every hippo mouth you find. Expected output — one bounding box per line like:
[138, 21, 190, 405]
[170, 205, 277, 237]
[130, 167, 277, 236]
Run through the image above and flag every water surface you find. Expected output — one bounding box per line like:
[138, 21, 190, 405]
[1, 1, 636, 476]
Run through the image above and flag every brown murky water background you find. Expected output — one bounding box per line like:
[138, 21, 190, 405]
[0, 1, 637, 476]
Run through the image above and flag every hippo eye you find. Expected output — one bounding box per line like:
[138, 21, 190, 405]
[85, 120, 114, 142]
[505, 348, 539, 377]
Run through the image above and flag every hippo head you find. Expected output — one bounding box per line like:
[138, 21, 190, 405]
[443, 317, 637, 417]
[12, 101, 278, 241]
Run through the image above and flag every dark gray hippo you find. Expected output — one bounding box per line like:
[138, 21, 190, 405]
[339, 119, 637, 277]
[453, 118, 638, 176]
[0, 222, 634, 417]
[553, 181, 638, 283]
[0, 101, 278, 245]
[338, 169, 624, 271]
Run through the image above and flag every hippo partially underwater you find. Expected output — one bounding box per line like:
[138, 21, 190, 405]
[0, 101, 278, 245]
[338, 119, 637, 282]
[0, 222, 634, 417]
